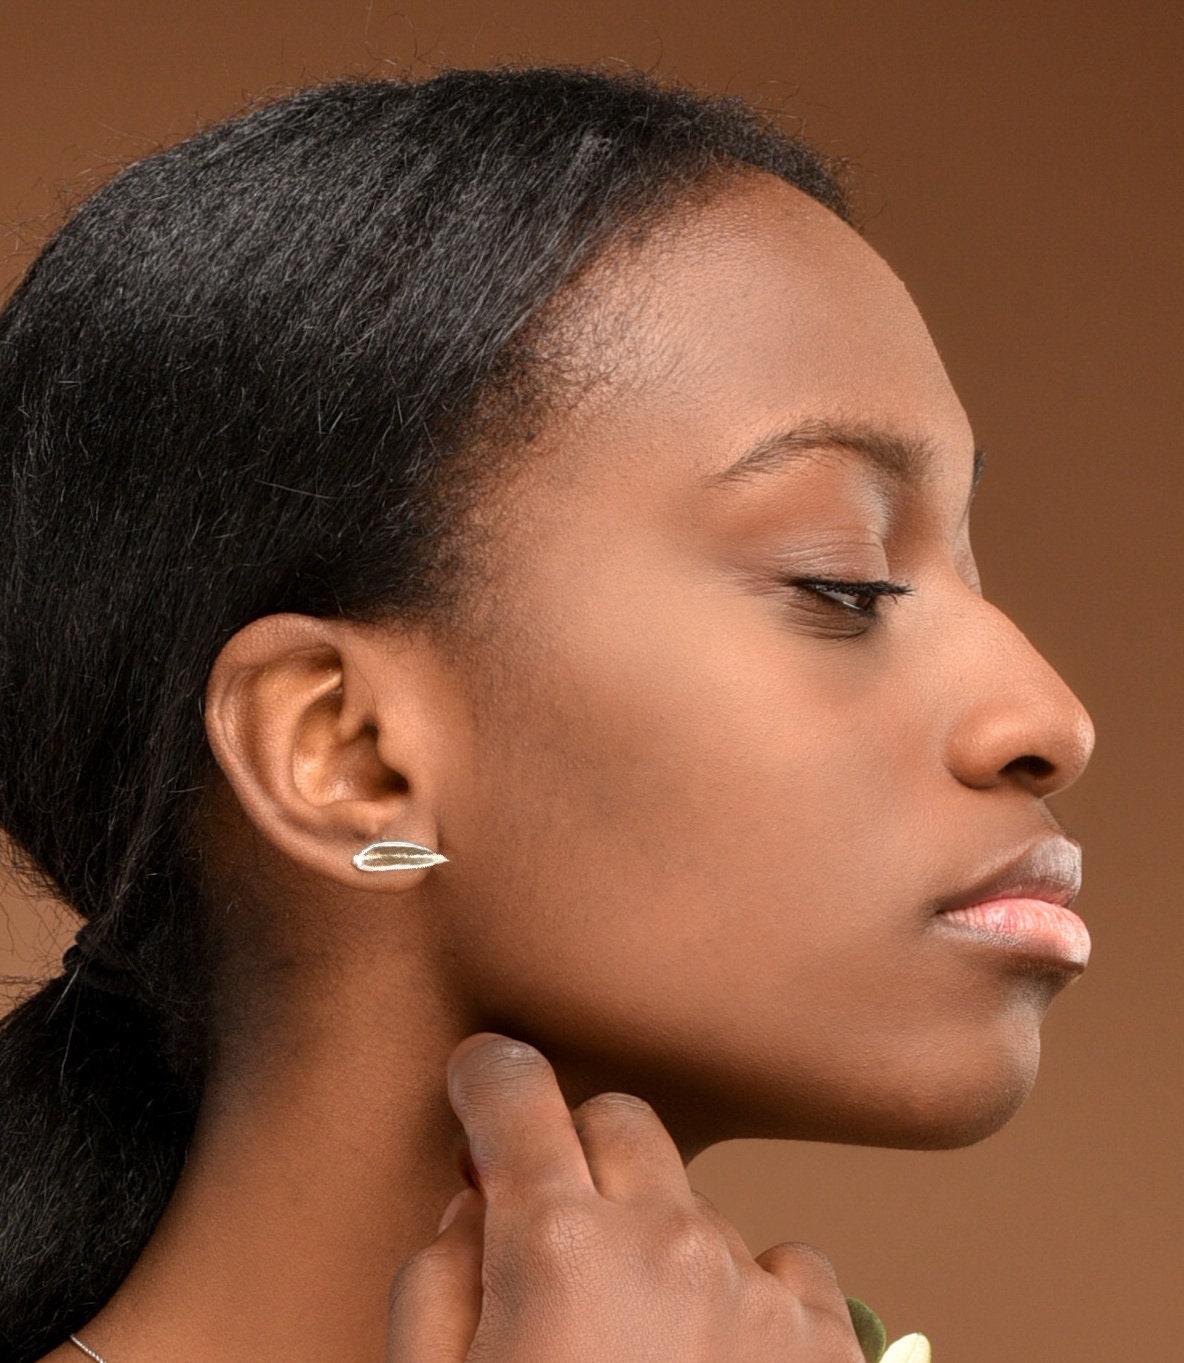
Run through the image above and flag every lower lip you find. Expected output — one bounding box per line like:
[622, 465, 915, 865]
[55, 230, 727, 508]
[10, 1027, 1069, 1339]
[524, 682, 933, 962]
[937, 897, 1091, 970]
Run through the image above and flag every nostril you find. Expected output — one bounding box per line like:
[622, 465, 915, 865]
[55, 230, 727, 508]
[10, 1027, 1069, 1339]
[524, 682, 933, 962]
[1003, 753, 1055, 784]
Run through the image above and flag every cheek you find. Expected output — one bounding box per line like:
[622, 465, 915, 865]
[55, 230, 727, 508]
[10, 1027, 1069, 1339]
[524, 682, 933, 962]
[448, 587, 934, 1032]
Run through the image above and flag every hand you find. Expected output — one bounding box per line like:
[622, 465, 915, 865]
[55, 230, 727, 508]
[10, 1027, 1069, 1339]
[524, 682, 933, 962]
[386, 1033, 867, 1362]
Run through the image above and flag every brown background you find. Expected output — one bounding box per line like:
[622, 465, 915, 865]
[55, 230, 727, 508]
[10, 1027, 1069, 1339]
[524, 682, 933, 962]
[1, 2, 1180, 1360]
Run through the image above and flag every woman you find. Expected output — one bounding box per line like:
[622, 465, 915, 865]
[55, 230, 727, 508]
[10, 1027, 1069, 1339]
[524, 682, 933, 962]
[0, 67, 1093, 1363]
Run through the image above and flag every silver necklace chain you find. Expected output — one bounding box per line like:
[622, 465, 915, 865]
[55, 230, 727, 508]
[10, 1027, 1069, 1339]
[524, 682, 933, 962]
[69, 1335, 110, 1363]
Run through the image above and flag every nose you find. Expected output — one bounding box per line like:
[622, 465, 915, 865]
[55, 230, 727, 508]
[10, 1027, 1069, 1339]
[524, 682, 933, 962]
[943, 599, 1095, 798]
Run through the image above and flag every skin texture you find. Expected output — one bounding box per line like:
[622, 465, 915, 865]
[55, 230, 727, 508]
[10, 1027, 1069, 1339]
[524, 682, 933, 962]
[49, 174, 1092, 1363]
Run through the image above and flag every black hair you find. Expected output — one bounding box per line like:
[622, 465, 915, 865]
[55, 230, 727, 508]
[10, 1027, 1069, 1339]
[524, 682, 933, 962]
[0, 66, 849, 1361]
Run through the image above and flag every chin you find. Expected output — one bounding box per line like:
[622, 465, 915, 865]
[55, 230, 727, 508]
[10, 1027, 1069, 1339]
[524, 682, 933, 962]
[869, 1074, 1038, 1150]
[815, 1034, 1045, 1152]
[668, 1033, 1046, 1158]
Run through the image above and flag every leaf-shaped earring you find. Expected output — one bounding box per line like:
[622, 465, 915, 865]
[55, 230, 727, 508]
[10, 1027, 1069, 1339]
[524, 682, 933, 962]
[352, 840, 449, 872]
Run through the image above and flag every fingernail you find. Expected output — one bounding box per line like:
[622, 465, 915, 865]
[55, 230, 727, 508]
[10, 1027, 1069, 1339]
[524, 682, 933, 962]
[437, 1188, 471, 1234]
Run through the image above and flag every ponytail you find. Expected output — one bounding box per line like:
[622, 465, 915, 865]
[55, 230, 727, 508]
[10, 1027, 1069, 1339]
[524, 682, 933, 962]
[0, 969, 201, 1361]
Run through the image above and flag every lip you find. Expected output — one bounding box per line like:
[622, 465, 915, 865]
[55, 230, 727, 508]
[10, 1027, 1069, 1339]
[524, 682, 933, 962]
[934, 837, 1089, 972]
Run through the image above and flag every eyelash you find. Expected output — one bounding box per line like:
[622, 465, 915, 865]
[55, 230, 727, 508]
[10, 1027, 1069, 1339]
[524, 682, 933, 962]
[789, 576, 914, 620]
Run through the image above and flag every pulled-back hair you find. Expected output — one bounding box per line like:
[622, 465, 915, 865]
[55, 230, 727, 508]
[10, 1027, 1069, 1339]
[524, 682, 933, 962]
[0, 66, 849, 1361]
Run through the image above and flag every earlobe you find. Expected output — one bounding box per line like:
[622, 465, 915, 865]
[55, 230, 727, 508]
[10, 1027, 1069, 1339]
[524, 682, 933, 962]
[202, 614, 446, 890]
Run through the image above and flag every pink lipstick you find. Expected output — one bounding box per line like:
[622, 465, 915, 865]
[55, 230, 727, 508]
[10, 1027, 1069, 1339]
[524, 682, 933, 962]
[938, 897, 1090, 969]
[935, 838, 1089, 972]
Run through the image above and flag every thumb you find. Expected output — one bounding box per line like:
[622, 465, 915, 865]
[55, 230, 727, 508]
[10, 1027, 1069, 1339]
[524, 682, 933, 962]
[386, 1188, 485, 1362]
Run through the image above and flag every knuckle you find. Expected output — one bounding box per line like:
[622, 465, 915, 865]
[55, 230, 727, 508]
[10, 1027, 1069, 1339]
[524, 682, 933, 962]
[520, 1197, 604, 1271]
[660, 1211, 736, 1286]
[772, 1239, 840, 1282]
[689, 1190, 744, 1242]
[481, 1200, 605, 1309]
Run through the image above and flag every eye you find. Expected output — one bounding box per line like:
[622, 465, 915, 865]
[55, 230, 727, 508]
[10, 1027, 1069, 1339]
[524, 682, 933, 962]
[790, 576, 913, 620]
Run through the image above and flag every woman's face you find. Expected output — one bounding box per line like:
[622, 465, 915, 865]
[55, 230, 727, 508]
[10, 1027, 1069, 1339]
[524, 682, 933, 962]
[428, 174, 1094, 1154]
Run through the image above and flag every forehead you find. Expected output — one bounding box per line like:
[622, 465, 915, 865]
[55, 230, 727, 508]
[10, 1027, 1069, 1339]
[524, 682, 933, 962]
[548, 173, 974, 490]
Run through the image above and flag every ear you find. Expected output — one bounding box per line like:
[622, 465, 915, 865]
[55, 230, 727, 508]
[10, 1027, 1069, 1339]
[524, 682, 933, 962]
[203, 614, 452, 893]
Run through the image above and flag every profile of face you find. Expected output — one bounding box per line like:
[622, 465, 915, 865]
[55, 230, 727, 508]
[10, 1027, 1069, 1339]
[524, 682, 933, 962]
[211, 173, 1094, 1160]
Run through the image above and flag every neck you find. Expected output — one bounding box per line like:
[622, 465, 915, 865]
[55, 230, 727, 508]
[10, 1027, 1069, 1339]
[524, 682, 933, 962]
[70, 960, 474, 1363]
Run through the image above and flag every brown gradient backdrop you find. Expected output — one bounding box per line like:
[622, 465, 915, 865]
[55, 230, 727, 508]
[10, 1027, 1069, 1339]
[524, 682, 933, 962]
[1, 3, 1180, 1360]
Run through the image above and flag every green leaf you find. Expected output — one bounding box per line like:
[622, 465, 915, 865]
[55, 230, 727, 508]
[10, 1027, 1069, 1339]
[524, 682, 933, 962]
[846, 1296, 888, 1363]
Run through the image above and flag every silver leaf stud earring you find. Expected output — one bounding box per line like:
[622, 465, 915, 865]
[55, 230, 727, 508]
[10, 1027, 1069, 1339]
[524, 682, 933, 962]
[352, 840, 449, 872]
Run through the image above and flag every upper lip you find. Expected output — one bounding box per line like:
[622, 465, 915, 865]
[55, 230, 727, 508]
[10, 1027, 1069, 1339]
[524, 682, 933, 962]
[936, 837, 1083, 915]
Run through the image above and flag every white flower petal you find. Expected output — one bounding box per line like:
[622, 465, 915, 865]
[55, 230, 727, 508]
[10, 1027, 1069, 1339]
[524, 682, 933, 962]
[880, 1333, 932, 1363]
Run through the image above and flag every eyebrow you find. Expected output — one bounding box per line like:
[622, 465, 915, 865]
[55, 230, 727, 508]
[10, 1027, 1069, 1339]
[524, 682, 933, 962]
[704, 418, 986, 501]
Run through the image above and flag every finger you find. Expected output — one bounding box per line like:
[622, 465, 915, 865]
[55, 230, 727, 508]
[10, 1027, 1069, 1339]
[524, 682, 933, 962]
[447, 1033, 595, 1201]
[757, 1243, 865, 1361]
[386, 1188, 485, 1363]
[570, 1091, 692, 1204]
[756, 1240, 852, 1316]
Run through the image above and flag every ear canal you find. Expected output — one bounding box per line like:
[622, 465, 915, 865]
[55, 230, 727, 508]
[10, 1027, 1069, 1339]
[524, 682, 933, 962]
[352, 840, 449, 872]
